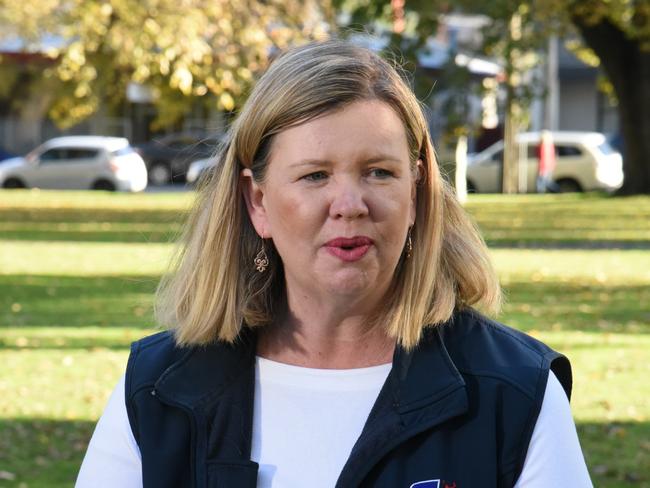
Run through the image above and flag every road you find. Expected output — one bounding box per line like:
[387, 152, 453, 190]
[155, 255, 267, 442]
[144, 184, 192, 193]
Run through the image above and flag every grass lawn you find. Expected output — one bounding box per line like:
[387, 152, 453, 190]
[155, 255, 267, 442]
[465, 192, 650, 247]
[1, 190, 649, 487]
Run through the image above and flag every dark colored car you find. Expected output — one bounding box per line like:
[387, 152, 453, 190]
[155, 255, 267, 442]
[134, 133, 222, 185]
[608, 133, 625, 159]
[0, 146, 15, 162]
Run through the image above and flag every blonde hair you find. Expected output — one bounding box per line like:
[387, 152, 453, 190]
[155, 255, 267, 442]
[156, 40, 500, 350]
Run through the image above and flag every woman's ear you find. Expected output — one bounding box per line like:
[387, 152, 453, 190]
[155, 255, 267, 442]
[241, 168, 269, 238]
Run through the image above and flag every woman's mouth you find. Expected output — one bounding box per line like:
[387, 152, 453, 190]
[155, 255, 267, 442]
[324, 236, 373, 262]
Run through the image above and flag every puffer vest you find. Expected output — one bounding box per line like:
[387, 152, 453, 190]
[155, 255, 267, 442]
[125, 310, 571, 487]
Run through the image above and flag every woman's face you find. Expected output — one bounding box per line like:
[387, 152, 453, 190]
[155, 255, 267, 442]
[243, 99, 417, 309]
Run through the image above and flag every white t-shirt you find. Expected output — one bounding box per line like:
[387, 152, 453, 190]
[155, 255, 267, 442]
[252, 357, 392, 487]
[76, 361, 592, 488]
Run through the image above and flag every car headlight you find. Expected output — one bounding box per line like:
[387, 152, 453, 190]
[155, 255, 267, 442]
[186, 163, 202, 184]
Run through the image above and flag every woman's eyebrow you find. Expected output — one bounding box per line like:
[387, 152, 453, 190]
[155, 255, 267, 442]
[288, 159, 332, 168]
[361, 155, 403, 165]
[289, 155, 403, 168]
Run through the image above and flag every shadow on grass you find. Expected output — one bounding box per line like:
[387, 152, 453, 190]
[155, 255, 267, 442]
[466, 194, 650, 248]
[502, 281, 650, 334]
[578, 421, 650, 487]
[1, 274, 648, 340]
[0, 418, 647, 488]
[487, 240, 650, 250]
[0, 274, 160, 330]
[0, 207, 188, 223]
[0, 229, 179, 243]
[0, 418, 94, 488]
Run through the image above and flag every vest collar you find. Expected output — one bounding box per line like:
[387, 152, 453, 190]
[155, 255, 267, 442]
[154, 327, 257, 408]
[154, 324, 465, 413]
[392, 325, 467, 414]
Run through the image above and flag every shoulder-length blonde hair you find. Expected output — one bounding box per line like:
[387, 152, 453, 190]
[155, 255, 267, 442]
[156, 39, 500, 350]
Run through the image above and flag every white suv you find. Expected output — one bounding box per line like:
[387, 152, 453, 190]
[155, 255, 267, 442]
[466, 131, 623, 193]
[0, 136, 148, 192]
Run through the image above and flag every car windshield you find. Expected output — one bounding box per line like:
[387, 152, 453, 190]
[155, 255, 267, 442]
[598, 141, 616, 155]
[25, 147, 44, 162]
[112, 146, 135, 157]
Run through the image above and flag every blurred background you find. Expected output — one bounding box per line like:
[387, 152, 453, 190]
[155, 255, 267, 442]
[0, 1, 648, 487]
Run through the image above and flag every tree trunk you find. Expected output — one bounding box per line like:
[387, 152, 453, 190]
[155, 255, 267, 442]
[503, 91, 520, 194]
[455, 134, 468, 203]
[572, 16, 650, 194]
[502, 11, 522, 194]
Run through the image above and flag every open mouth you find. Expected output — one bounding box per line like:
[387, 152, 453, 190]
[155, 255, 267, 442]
[324, 236, 373, 262]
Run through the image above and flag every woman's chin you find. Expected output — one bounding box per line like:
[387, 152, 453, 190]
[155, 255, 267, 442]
[323, 269, 380, 298]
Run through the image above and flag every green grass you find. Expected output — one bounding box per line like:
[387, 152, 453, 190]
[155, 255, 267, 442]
[1, 190, 649, 487]
[0, 190, 191, 243]
[0, 274, 160, 329]
[466, 192, 650, 247]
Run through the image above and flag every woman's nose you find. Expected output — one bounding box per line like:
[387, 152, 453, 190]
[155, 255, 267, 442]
[329, 180, 369, 220]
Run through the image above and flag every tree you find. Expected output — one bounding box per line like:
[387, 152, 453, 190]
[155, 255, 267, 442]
[566, 0, 650, 194]
[480, 0, 650, 194]
[479, 3, 546, 194]
[0, 0, 330, 130]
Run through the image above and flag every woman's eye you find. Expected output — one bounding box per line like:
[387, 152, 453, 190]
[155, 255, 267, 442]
[302, 171, 328, 182]
[368, 168, 394, 178]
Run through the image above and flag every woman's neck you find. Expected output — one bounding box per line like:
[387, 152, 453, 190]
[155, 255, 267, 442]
[256, 304, 395, 369]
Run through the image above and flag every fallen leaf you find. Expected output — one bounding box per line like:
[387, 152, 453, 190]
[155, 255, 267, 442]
[593, 465, 609, 475]
[0, 471, 16, 481]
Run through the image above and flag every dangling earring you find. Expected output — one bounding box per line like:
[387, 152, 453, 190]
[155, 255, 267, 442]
[405, 227, 413, 259]
[254, 239, 269, 273]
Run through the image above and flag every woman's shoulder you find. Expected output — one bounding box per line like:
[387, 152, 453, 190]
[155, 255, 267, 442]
[131, 329, 176, 352]
[128, 330, 183, 371]
[430, 309, 572, 400]
[125, 330, 186, 395]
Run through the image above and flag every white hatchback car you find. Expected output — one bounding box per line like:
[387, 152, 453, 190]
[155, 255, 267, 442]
[0, 136, 148, 191]
[466, 131, 623, 193]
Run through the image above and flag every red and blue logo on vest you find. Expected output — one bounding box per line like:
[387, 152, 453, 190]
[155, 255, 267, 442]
[410, 481, 457, 488]
[410, 481, 439, 488]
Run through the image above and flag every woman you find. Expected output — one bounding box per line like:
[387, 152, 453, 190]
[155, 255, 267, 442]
[77, 40, 592, 487]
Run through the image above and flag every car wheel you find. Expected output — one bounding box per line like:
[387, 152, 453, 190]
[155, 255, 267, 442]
[92, 180, 116, 191]
[149, 163, 171, 186]
[555, 178, 582, 193]
[466, 179, 478, 193]
[3, 177, 26, 189]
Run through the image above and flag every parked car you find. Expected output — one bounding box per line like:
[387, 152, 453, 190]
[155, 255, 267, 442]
[186, 157, 217, 186]
[0, 136, 147, 192]
[466, 131, 623, 193]
[134, 133, 222, 185]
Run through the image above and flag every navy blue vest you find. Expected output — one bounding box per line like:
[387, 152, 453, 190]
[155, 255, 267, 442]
[125, 310, 571, 487]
